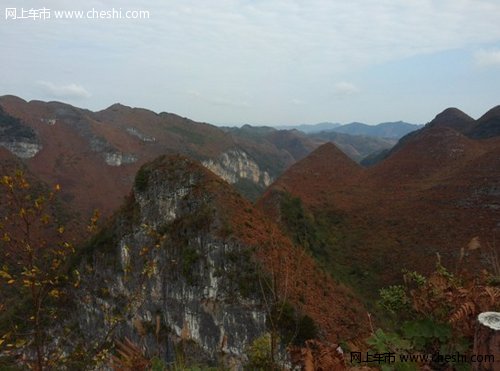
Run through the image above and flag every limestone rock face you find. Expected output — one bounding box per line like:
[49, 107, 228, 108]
[0, 107, 42, 158]
[75, 155, 267, 368]
[103, 152, 137, 166]
[0, 141, 42, 158]
[202, 150, 272, 187]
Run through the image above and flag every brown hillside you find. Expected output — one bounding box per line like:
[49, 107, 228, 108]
[369, 126, 484, 187]
[261, 142, 364, 209]
[258, 107, 500, 291]
[469, 105, 500, 139]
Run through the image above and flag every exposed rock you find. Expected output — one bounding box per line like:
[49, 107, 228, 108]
[126, 127, 156, 142]
[202, 149, 272, 187]
[40, 118, 57, 125]
[74, 155, 268, 368]
[104, 152, 138, 166]
[0, 107, 41, 158]
[0, 141, 42, 159]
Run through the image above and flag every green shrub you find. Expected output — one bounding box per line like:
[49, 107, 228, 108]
[247, 333, 274, 370]
[379, 285, 410, 314]
[134, 166, 151, 192]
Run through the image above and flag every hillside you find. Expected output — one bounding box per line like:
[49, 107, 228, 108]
[260, 142, 363, 210]
[469, 105, 500, 139]
[259, 106, 500, 295]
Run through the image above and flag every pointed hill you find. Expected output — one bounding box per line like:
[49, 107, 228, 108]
[366, 106, 478, 166]
[308, 131, 397, 162]
[261, 142, 364, 209]
[426, 107, 476, 133]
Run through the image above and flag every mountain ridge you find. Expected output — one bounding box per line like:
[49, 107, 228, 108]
[0, 94, 421, 215]
[0, 95, 311, 215]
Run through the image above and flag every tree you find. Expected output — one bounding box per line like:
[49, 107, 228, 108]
[255, 225, 314, 369]
[0, 170, 97, 370]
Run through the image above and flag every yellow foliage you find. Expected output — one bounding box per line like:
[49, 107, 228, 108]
[49, 289, 61, 298]
[0, 270, 12, 280]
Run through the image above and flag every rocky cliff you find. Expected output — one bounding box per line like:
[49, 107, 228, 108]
[69, 154, 365, 369]
[73, 155, 268, 368]
[202, 149, 272, 188]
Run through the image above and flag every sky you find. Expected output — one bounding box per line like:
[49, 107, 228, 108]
[1, 0, 500, 126]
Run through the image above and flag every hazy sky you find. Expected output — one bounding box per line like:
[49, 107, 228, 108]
[1, 0, 500, 126]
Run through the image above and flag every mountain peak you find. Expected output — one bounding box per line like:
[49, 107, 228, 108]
[103, 103, 133, 112]
[427, 107, 475, 133]
[0, 95, 28, 104]
[304, 141, 361, 168]
[479, 105, 500, 119]
[261, 141, 363, 207]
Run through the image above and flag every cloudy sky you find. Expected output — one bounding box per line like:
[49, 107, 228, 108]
[1, 0, 500, 126]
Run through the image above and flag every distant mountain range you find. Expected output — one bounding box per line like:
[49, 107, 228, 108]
[328, 121, 422, 138]
[276, 122, 342, 133]
[277, 120, 422, 138]
[223, 124, 400, 163]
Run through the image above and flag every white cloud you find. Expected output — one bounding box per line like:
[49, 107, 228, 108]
[2, 0, 500, 123]
[474, 49, 500, 67]
[334, 82, 359, 96]
[38, 81, 91, 99]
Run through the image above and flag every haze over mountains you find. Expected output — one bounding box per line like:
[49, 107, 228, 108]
[277, 120, 422, 137]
